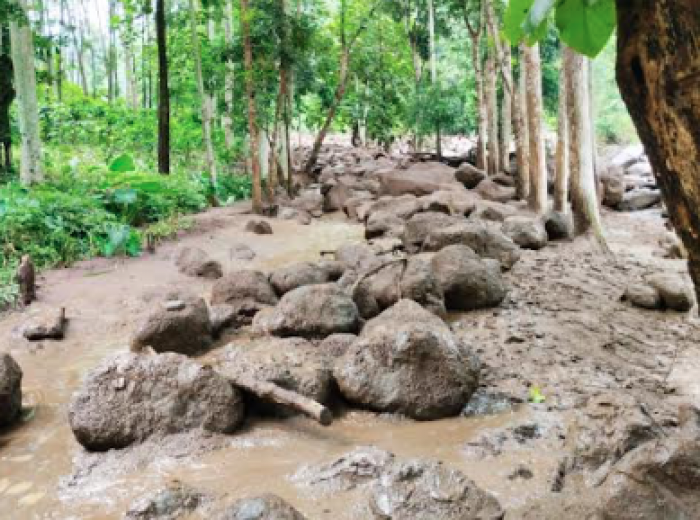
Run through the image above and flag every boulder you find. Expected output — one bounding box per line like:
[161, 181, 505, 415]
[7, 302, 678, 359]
[354, 262, 404, 317]
[316, 333, 357, 358]
[600, 166, 626, 208]
[419, 190, 479, 217]
[647, 273, 694, 312]
[365, 211, 405, 240]
[474, 179, 516, 203]
[491, 172, 516, 187]
[214, 494, 306, 520]
[343, 193, 376, 221]
[323, 181, 353, 213]
[174, 247, 223, 279]
[455, 163, 486, 189]
[217, 338, 334, 408]
[431, 245, 507, 311]
[379, 166, 457, 197]
[69, 352, 244, 451]
[269, 262, 330, 296]
[125, 481, 208, 520]
[400, 256, 446, 317]
[0, 354, 22, 428]
[470, 201, 518, 222]
[626, 161, 653, 178]
[544, 211, 573, 240]
[278, 207, 312, 225]
[424, 222, 521, 270]
[334, 300, 480, 420]
[22, 308, 68, 341]
[619, 189, 662, 212]
[229, 243, 256, 261]
[131, 293, 212, 356]
[209, 304, 239, 336]
[365, 195, 422, 222]
[335, 243, 383, 272]
[622, 283, 662, 310]
[370, 459, 503, 519]
[266, 284, 360, 338]
[245, 220, 273, 235]
[502, 216, 548, 250]
[210, 271, 279, 324]
[403, 212, 464, 254]
[317, 260, 346, 281]
[290, 189, 324, 217]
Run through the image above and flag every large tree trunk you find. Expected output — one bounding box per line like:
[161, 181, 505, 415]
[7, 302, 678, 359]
[189, 0, 218, 181]
[10, 0, 43, 185]
[241, 0, 263, 213]
[514, 45, 530, 200]
[565, 47, 606, 244]
[615, 0, 700, 300]
[223, 0, 235, 150]
[155, 0, 170, 174]
[554, 55, 569, 213]
[485, 43, 500, 175]
[500, 44, 513, 172]
[523, 43, 547, 213]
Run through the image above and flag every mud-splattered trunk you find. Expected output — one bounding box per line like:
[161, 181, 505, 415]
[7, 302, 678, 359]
[523, 43, 547, 213]
[241, 0, 262, 213]
[616, 0, 700, 301]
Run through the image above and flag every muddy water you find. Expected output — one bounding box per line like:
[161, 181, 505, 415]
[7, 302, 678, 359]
[0, 210, 560, 519]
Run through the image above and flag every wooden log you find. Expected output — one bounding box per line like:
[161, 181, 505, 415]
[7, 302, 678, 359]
[230, 374, 333, 426]
[23, 307, 67, 341]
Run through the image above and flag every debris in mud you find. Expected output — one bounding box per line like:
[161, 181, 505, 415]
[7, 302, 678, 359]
[214, 494, 307, 520]
[245, 219, 274, 235]
[16, 255, 37, 306]
[174, 246, 223, 279]
[502, 216, 548, 251]
[68, 352, 245, 451]
[21, 307, 68, 340]
[229, 243, 257, 261]
[210, 270, 279, 325]
[125, 480, 210, 520]
[623, 272, 695, 312]
[0, 353, 22, 427]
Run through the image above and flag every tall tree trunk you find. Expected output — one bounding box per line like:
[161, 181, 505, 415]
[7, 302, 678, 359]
[554, 56, 569, 213]
[155, 0, 170, 174]
[428, 0, 440, 158]
[564, 47, 606, 244]
[223, 0, 235, 149]
[241, 0, 262, 213]
[523, 43, 547, 213]
[107, 0, 116, 103]
[485, 44, 499, 174]
[514, 46, 529, 200]
[616, 0, 700, 299]
[500, 44, 513, 172]
[464, 0, 487, 171]
[10, 0, 43, 185]
[189, 0, 218, 180]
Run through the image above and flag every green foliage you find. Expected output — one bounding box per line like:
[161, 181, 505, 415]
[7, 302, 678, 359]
[109, 154, 137, 173]
[504, 0, 616, 58]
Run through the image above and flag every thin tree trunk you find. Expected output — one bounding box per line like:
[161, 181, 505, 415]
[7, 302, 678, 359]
[189, 0, 217, 180]
[428, 0, 440, 158]
[464, 0, 487, 171]
[223, 0, 235, 149]
[155, 0, 170, 174]
[554, 56, 569, 213]
[10, 0, 43, 185]
[514, 46, 529, 200]
[616, 0, 700, 298]
[564, 47, 606, 245]
[500, 44, 513, 172]
[241, 0, 262, 213]
[523, 43, 547, 214]
[485, 44, 499, 174]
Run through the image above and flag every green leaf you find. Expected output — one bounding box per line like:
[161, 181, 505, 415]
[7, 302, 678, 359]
[529, 386, 546, 404]
[504, 0, 534, 43]
[112, 188, 138, 205]
[109, 154, 136, 173]
[504, 0, 550, 44]
[555, 0, 616, 58]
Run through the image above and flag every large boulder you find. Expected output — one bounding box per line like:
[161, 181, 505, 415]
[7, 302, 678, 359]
[323, 181, 353, 213]
[266, 284, 360, 338]
[600, 166, 626, 209]
[290, 189, 324, 217]
[131, 292, 213, 356]
[470, 201, 517, 222]
[400, 255, 446, 317]
[370, 459, 503, 519]
[174, 247, 223, 279]
[379, 164, 457, 197]
[125, 481, 208, 520]
[69, 352, 244, 451]
[334, 300, 480, 420]
[214, 494, 307, 520]
[424, 221, 521, 270]
[502, 216, 548, 250]
[419, 190, 479, 217]
[474, 179, 516, 203]
[365, 195, 422, 222]
[343, 192, 376, 221]
[455, 163, 486, 189]
[210, 270, 279, 324]
[365, 211, 405, 240]
[619, 189, 662, 212]
[335, 243, 383, 272]
[269, 262, 330, 296]
[0, 354, 22, 428]
[353, 262, 405, 318]
[216, 338, 334, 408]
[431, 245, 507, 311]
[403, 212, 465, 253]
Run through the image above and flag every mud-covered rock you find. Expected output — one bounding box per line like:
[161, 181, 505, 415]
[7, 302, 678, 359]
[69, 352, 244, 451]
[431, 245, 507, 311]
[317, 260, 346, 281]
[316, 333, 358, 357]
[365, 210, 405, 240]
[365, 195, 422, 222]
[370, 459, 503, 519]
[424, 221, 521, 270]
[278, 207, 313, 225]
[335, 300, 480, 420]
[470, 201, 517, 222]
[619, 189, 662, 212]
[290, 189, 324, 218]
[174, 247, 223, 279]
[419, 190, 479, 217]
[210, 270, 279, 324]
[379, 164, 457, 197]
[343, 193, 376, 221]
[214, 494, 307, 520]
[21, 308, 68, 341]
[600, 166, 626, 209]
[455, 163, 486, 189]
[475, 179, 516, 203]
[622, 283, 662, 310]
[229, 243, 256, 261]
[647, 273, 694, 312]
[269, 262, 330, 296]
[502, 216, 548, 250]
[131, 293, 212, 356]
[266, 284, 360, 338]
[403, 212, 464, 253]
[354, 262, 404, 317]
[0, 353, 22, 428]
[125, 481, 208, 520]
[335, 243, 383, 272]
[245, 220, 273, 235]
[324, 181, 353, 213]
[400, 255, 446, 317]
[544, 212, 573, 240]
[217, 338, 334, 409]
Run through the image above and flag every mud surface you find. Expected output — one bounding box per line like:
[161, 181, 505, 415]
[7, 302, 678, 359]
[1, 200, 698, 519]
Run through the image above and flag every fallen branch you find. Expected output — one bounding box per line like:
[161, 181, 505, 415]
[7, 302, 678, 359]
[231, 374, 333, 426]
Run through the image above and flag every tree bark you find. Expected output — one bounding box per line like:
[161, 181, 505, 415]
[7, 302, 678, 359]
[523, 43, 547, 213]
[514, 46, 529, 200]
[565, 47, 607, 245]
[554, 55, 569, 213]
[500, 44, 513, 172]
[10, 0, 43, 185]
[155, 0, 170, 174]
[485, 42, 500, 175]
[241, 0, 263, 213]
[464, 0, 487, 171]
[223, 0, 235, 150]
[615, 0, 700, 300]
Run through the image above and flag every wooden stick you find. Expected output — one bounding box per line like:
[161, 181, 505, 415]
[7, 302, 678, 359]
[231, 375, 333, 426]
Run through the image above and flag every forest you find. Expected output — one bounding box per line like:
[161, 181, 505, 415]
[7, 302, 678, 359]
[0, 0, 699, 518]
